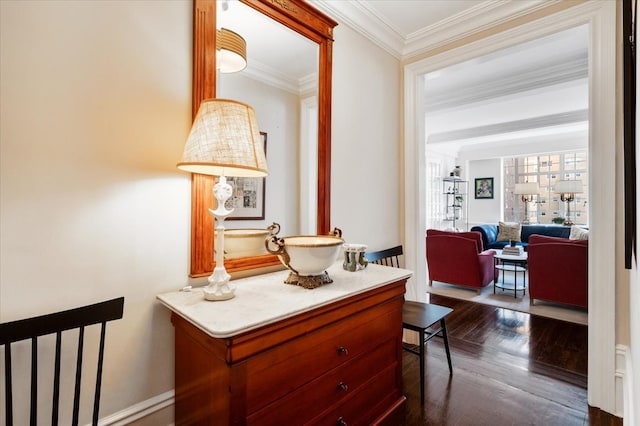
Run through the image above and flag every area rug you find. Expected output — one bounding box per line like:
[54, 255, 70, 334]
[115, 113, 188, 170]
[427, 279, 588, 325]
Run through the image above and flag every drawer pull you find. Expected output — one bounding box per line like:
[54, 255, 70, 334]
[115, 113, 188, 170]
[337, 346, 349, 356]
[336, 417, 348, 426]
[337, 381, 348, 392]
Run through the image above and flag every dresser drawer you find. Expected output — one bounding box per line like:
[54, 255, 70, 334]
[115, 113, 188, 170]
[308, 364, 400, 426]
[246, 337, 398, 425]
[244, 301, 401, 414]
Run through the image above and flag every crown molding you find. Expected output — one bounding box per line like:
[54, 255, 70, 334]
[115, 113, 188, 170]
[425, 54, 587, 112]
[310, 0, 561, 60]
[244, 60, 302, 95]
[402, 0, 562, 59]
[310, 0, 405, 58]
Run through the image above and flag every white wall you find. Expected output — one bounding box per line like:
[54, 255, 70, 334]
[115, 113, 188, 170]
[0, 1, 405, 422]
[331, 24, 401, 252]
[0, 1, 191, 423]
[466, 158, 502, 226]
[218, 73, 300, 235]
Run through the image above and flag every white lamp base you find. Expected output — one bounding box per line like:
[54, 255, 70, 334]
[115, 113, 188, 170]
[204, 289, 234, 301]
[203, 265, 234, 300]
[204, 176, 235, 301]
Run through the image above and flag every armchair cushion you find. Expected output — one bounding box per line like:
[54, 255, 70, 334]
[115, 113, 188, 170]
[426, 228, 484, 252]
[426, 229, 495, 291]
[527, 234, 588, 309]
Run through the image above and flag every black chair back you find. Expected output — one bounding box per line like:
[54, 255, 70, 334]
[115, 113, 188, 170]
[1, 297, 124, 426]
[365, 245, 403, 268]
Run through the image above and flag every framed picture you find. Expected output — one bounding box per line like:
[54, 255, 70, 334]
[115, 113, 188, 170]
[226, 132, 267, 220]
[475, 177, 494, 199]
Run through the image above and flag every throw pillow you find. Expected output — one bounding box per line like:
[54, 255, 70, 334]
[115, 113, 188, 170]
[569, 225, 589, 240]
[496, 221, 521, 242]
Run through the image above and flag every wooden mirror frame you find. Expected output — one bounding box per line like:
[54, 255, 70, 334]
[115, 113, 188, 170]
[189, 0, 337, 277]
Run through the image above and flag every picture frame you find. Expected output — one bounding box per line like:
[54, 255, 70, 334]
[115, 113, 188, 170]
[474, 177, 494, 199]
[226, 132, 267, 220]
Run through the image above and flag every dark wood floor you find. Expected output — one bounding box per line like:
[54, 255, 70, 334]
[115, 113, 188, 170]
[402, 294, 603, 426]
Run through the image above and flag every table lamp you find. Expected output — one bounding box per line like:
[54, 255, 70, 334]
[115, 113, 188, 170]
[554, 180, 583, 226]
[178, 99, 268, 300]
[514, 182, 539, 224]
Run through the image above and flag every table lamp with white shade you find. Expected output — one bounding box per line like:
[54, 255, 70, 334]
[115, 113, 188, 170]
[514, 182, 539, 224]
[178, 99, 268, 301]
[554, 180, 583, 226]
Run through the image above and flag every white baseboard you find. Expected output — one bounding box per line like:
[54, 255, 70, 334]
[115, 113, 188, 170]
[615, 344, 627, 419]
[94, 390, 174, 426]
[622, 344, 635, 426]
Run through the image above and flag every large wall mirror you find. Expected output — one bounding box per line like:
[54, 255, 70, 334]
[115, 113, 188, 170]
[190, 0, 337, 277]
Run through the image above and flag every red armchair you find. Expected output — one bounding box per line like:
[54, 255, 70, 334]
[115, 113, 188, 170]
[426, 229, 496, 293]
[527, 235, 588, 309]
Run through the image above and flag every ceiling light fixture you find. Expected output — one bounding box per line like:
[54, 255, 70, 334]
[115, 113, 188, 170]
[217, 28, 247, 73]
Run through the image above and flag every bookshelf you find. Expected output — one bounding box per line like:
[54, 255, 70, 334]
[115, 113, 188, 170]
[442, 178, 468, 230]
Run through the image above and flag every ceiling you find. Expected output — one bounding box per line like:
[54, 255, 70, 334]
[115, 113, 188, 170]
[316, 0, 589, 153]
[220, 0, 588, 152]
[311, 0, 561, 59]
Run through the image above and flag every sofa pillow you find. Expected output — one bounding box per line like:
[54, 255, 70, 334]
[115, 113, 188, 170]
[496, 221, 521, 242]
[569, 225, 589, 240]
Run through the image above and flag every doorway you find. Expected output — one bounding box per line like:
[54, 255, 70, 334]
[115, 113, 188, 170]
[423, 24, 588, 231]
[402, 1, 617, 415]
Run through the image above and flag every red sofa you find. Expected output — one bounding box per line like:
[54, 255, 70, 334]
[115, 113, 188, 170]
[426, 229, 496, 293]
[527, 235, 588, 309]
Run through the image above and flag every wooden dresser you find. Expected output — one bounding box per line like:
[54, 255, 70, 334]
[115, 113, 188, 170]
[157, 263, 411, 425]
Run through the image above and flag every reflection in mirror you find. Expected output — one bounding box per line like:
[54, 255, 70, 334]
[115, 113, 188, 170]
[189, 0, 336, 277]
[217, 0, 319, 237]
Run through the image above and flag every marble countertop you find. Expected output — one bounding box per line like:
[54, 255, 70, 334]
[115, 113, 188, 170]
[157, 262, 412, 338]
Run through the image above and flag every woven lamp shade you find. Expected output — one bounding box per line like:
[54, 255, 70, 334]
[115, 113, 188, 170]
[177, 99, 268, 177]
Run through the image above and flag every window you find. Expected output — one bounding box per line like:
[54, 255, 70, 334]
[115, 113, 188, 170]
[426, 160, 443, 230]
[504, 152, 588, 225]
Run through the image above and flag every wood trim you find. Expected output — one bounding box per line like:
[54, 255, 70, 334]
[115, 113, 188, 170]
[240, 0, 336, 41]
[189, 0, 337, 276]
[189, 174, 214, 277]
[192, 0, 216, 116]
[317, 37, 333, 234]
[587, 406, 623, 425]
[190, 0, 217, 276]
